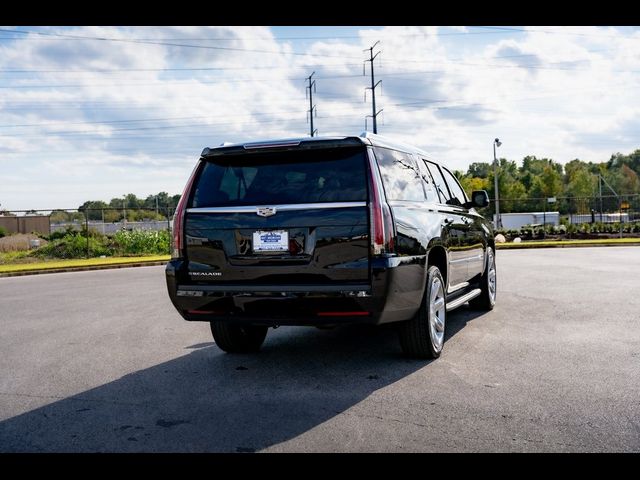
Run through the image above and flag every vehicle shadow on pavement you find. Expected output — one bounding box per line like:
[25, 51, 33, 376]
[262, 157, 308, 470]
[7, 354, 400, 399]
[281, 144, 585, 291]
[0, 309, 487, 452]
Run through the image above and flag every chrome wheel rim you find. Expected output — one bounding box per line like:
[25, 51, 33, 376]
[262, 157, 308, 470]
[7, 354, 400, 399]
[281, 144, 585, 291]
[488, 249, 497, 304]
[429, 276, 446, 352]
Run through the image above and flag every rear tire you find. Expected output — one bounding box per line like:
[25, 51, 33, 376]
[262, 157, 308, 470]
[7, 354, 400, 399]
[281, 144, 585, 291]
[398, 266, 446, 359]
[469, 247, 496, 311]
[210, 322, 268, 353]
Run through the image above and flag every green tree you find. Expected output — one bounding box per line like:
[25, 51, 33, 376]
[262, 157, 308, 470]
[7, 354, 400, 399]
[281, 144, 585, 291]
[50, 210, 70, 223]
[458, 176, 489, 199]
[503, 181, 528, 212]
[615, 164, 640, 194]
[566, 167, 597, 198]
[78, 200, 109, 220]
[519, 156, 562, 193]
[487, 158, 520, 205]
[467, 162, 492, 179]
[124, 193, 142, 209]
[529, 165, 563, 199]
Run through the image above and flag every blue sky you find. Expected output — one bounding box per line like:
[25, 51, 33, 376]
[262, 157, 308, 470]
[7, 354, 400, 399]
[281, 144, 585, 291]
[1, 25, 639, 211]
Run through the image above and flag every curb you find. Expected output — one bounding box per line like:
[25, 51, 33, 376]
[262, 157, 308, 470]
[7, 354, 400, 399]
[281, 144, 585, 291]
[0, 260, 168, 278]
[496, 242, 640, 250]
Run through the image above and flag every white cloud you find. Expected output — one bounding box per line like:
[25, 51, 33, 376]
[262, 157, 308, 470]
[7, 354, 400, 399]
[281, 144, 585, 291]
[1, 25, 639, 210]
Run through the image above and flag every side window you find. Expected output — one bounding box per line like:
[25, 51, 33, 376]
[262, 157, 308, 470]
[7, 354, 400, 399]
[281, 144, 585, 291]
[423, 160, 451, 204]
[374, 148, 425, 202]
[418, 160, 439, 203]
[441, 167, 468, 207]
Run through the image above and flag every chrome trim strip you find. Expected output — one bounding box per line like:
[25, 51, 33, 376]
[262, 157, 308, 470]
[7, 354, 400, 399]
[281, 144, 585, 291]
[449, 253, 484, 265]
[177, 284, 371, 293]
[187, 202, 366, 214]
[448, 258, 468, 264]
[447, 281, 469, 293]
[446, 288, 481, 311]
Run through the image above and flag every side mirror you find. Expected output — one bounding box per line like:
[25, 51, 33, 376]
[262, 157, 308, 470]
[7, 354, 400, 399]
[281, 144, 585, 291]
[466, 190, 489, 209]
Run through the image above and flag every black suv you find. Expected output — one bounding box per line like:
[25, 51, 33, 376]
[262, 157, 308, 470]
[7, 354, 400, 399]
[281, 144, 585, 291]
[166, 133, 496, 358]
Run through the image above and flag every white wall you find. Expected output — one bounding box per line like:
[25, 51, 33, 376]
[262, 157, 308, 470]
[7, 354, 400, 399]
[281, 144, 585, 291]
[495, 212, 560, 230]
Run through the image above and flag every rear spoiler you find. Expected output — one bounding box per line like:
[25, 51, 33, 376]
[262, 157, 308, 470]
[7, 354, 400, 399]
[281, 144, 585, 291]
[200, 137, 366, 158]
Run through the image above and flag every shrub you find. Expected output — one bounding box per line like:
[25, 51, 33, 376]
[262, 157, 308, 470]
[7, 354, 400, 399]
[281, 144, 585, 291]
[33, 234, 112, 258]
[0, 226, 7, 238]
[30, 228, 170, 258]
[48, 225, 79, 241]
[111, 229, 170, 256]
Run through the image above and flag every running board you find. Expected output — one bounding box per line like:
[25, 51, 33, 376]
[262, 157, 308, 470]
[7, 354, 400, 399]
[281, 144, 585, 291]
[446, 288, 481, 311]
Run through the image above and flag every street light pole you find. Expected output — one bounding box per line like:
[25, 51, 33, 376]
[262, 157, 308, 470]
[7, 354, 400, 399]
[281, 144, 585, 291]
[493, 138, 502, 229]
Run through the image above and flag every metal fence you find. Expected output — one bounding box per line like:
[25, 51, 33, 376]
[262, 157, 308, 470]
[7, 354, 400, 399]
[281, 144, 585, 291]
[1, 195, 639, 255]
[0, 207, 175, 256]
[0, 207, 175, 235]
[478, 194, 640, 226]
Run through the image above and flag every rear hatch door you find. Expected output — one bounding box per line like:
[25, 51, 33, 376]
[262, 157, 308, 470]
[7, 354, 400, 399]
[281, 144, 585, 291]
[184, 144, 370, 286]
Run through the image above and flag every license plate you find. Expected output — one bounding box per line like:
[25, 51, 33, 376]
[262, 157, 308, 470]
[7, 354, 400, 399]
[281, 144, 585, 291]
[253, 230, 289, 253]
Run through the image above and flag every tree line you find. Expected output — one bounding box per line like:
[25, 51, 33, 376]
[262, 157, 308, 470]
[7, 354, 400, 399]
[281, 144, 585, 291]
[4, 148, 639, 220]
[50, 192, 183, 223]
[454, 148, 640, 213]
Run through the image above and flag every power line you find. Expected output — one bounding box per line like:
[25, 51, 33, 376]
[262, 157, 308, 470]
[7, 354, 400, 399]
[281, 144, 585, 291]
[3, 58, 638, 91]
[0, 72, 370, 89]
[472, 26, 640, 40]
[0, 27, 528, 43]
[0, 28, 364, 60]
[3, 79, 637, 132]
[0, 112, 368, 138]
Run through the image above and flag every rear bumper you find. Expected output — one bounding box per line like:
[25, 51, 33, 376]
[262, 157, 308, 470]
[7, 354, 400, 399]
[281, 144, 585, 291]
[165, 255, 424, 326]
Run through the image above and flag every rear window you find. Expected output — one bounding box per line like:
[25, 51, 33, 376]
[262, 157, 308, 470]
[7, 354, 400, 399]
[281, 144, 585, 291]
[190, 147, 368, 207]
[373, 147, 425, 202]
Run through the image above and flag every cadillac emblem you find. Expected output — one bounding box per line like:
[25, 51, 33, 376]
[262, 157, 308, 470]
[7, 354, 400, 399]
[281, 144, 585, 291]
[257, 207, 277, 217]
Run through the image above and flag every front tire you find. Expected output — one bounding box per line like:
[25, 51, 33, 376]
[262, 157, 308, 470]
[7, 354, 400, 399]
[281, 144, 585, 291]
[398, 265, 447, 359]
[210, 322, 268, 353]
[469, 246, 496, 311]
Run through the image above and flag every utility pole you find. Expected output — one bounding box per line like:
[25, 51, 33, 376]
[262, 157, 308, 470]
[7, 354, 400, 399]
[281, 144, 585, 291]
[493, 138, 502, 229]
[306, 72, 317, 137]
[364, 41, 383, 133]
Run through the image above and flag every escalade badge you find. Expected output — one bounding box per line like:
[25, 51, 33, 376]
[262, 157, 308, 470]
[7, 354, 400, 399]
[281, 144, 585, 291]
[257, 207, 277, 217]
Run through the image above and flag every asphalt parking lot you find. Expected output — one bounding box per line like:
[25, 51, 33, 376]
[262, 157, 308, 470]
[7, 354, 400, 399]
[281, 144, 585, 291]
[0, 247, 639, 452]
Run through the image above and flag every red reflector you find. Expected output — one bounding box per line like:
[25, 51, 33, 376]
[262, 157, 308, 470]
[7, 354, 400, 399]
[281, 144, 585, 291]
[317, 311, 371, 317]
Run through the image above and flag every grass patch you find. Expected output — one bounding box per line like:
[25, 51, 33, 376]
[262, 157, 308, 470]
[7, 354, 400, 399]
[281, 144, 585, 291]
[497, 238, 640, 249]
[0, 250, 35, 264]
[0, 255, 170, 273]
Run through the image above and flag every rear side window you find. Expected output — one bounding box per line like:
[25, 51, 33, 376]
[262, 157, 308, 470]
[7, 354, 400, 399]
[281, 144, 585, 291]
[190, 147, 368, 207]
[423, 160, 451, 203]
[374, 147, 425, 202]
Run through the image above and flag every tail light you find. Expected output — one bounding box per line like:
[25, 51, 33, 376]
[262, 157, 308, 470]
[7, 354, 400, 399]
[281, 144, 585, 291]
[367, 151, 395, 255]
[172, 161, 203, 259]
